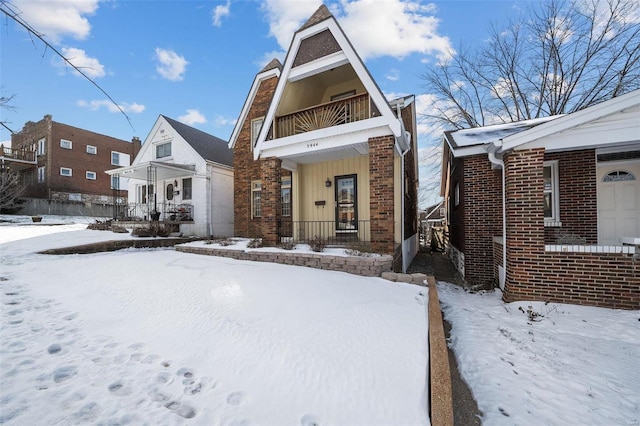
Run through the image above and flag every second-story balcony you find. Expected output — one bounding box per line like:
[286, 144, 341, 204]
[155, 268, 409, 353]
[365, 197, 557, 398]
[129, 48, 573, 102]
[275, 93, 371, 139]
[0, 146, 37, 171]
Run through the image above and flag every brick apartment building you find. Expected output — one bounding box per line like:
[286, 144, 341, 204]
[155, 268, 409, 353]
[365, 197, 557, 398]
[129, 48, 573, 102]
[9, 114, 141, 216]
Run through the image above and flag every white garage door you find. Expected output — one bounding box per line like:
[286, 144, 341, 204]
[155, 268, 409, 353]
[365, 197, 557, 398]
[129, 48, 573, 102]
[597, 160, 640, 245]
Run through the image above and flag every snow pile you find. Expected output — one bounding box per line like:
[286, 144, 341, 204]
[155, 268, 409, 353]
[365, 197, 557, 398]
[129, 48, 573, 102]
[0, 217, 429, 425]
[437, 282, 640, 425]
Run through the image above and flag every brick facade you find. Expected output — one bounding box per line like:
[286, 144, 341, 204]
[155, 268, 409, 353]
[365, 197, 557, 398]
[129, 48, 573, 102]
[11, 115, 140, 203]
[544, 150, 598, 244]
[368, 135, 396, 254]
[233, 74, 283, 241]
[501, 148, 639, 310]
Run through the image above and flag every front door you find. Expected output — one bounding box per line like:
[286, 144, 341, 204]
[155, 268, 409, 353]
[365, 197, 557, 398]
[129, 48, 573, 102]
[597, 160, 640, 245]
[335, 175, 358, 233]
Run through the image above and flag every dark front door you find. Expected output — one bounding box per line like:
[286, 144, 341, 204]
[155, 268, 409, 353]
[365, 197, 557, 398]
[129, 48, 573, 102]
[335, 174, 358, 233]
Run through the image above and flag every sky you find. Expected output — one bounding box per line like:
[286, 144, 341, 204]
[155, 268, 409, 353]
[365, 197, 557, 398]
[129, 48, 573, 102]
[0, 0, 524, 206]
[1, 215, 638, 424]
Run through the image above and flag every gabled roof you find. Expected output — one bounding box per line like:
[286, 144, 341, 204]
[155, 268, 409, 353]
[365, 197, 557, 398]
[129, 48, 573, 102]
[161, 115, 233, 167]
[253, 4, 406, 161]
[228, 60, 282, 149]
[444, 116, 561, 157]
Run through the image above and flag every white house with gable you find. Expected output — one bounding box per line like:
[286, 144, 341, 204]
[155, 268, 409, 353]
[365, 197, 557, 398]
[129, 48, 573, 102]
[107, 115, 234, 237]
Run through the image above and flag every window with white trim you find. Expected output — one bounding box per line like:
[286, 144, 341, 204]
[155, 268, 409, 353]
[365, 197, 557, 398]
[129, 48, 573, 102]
[543, 161, 560, 222]
[251, 180, 262, 218]
[182, 178, 192, 200]
[251, 117, 263, 149]
[60, 167, 72, 177]
[60, 139, 72, 149]
[37, 166, 45, 183]
[156, 142, 172, 159]
[86, 171, 97, 180]
[86, 145, 97, 155]
[111, 175, 121, 190]
[37, 138, 46, 156]
[111, 151, 120, 165]
[281, 176, 291, 217]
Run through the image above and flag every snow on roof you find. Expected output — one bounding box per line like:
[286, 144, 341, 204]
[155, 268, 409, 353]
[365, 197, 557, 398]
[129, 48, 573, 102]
[446, 116, 563, 149]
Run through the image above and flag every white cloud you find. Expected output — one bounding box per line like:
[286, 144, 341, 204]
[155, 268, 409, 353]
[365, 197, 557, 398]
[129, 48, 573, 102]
[214, 115, 237, 127]
[77, 99, 145, 113]
[261, 0, 452, 61]
[212, 1, 231, 27]
[386, 69, 400, 81]
[154, 48, 188, 81]
[12, 0, 100, 43]
[57, 47, 105, 78]
[178, 109, 206, 126]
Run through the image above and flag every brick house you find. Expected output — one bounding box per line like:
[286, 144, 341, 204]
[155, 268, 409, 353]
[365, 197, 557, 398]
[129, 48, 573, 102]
[7, 114, 140, 216]
[440, 90, 640, 309]
[228, 5, 419, 272]
[107, 115, 233, 238]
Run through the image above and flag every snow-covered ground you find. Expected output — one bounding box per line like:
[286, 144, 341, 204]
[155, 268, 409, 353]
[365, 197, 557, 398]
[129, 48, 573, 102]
[0, 216, 430, 425]
[438, 282, 640, 426]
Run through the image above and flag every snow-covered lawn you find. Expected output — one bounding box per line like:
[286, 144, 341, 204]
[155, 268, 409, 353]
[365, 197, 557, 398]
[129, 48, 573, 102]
[438, 282, 640, 426]
[0, 216, 430, 425]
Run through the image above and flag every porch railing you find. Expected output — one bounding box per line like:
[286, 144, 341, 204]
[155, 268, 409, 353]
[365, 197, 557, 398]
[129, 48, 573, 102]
[279, 220, 371, 246]
[120, 202, 194, 222]
[275, 93, 370, 138]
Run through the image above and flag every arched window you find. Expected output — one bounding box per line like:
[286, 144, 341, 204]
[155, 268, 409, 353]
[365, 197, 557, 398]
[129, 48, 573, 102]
[602, 170, 636, 182]
[166, 183, 174, 200]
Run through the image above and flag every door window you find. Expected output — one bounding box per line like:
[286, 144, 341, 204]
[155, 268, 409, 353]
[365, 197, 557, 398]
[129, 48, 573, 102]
[335, 175, 357, 232]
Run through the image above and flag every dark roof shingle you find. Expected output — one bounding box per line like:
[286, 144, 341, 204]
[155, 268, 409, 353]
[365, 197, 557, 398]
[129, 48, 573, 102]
[161, 115, 233, 167]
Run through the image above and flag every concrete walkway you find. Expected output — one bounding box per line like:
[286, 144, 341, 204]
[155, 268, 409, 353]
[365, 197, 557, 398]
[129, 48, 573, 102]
[408, 248, 483, 426]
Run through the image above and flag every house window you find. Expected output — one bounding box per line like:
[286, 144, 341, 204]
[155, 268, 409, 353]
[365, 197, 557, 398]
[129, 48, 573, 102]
[182, 178, 192, 200]
[37, 138, 46, 156]
[251, 180, 262, 218]
[454, 182, 460, 206]
[86, 145, 97, 155]
[60, 167, 72, 177]
[602, 170, 636, 182]
[86, 171, 97, 180]
[111, 175, 121, 190]
[60, 139, 72, 149]
[282, 176, 291, 217]
[111, 152, 120, 165]
[543, 161, 559, 221]
[251, 118, 263, 149]
[156, 142, 172, 158]
[37, 166, 45, 183]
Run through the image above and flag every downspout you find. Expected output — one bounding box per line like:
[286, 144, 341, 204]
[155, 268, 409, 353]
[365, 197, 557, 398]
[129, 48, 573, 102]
[395, 102, 411, 273]
[487, 143, 506, 289]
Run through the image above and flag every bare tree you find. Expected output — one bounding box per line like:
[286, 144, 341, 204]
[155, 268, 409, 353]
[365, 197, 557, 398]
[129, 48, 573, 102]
[422, 0, 640, 130]
[0, 166, 25, 212]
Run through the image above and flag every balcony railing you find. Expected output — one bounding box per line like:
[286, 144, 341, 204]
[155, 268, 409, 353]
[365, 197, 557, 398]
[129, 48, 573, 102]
[279, 220, 371, 246]
[119, 203, 194, 222]
[0, 147, 37, 162]
[275, 93, 370, 138]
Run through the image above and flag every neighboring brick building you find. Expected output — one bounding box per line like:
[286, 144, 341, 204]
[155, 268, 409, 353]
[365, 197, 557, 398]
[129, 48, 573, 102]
[10, 114, 141, 216]
[441, 90, 640, 309]
[228, 5, 419, 272]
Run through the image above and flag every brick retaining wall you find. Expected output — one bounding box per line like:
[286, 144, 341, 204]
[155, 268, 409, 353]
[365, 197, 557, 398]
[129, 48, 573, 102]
[177, 245, 393, 277]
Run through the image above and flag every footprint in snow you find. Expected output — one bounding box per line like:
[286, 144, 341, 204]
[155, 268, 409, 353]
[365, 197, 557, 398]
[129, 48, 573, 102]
[226, 391, 247, 406]
[48, 343, 63, 354]
[108, 380, 132, 396]
[53, 366, 78, 383]
[301, 414, 321, 426]
[164, 400, 197, 419]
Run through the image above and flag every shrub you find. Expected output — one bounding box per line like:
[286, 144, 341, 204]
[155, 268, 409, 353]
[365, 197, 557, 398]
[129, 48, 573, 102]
[279, 240, 295, 250]
[247, 238, 263, 248]
[309, 235, 326, 252]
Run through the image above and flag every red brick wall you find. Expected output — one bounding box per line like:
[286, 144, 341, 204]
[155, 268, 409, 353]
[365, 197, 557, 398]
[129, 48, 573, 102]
[503, 252, 640, 309]
[458, 154, 503, 286]
[260, 158, 282, 246]
[544, 150, 598, 244]
[368, 135, 396, 255]
[233, 75, 279, 238]
[502, 148, 639, 310]
[11, 115, 139, 199]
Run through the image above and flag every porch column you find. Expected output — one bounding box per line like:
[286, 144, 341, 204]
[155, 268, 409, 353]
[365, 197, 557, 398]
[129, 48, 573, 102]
[260, 157, 282, 246]
[503, 148, 545, 302]
[369, 135, 395, 254]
